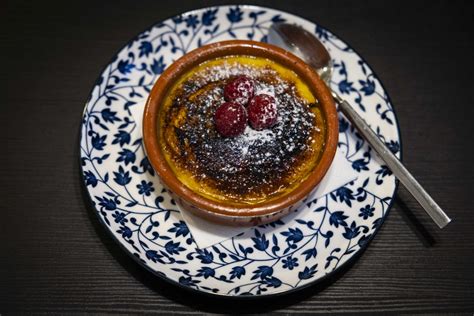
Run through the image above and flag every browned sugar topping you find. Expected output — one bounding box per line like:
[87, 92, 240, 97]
[163, 62, 321, 201]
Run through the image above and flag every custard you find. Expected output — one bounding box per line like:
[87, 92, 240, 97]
[159, 56, 327, 205]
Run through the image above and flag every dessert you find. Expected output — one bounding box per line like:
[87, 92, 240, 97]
[143, 40, 338, 225]
[159, 55, 326, 205]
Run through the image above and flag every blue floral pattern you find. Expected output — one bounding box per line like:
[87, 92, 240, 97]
[80, 5, 400, 296]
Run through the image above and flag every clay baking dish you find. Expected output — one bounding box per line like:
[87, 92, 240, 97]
[143, 40, 338, 226]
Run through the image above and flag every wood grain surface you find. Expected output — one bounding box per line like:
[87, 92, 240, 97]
[1, 0, 473, 314]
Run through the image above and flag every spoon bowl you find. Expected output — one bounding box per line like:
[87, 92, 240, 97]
[268, 23, 333, 84]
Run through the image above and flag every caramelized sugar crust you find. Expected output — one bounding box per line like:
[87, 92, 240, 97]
[159, 56, 327, 205]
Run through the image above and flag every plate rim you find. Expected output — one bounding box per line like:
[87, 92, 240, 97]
[79, 4, 402, 298]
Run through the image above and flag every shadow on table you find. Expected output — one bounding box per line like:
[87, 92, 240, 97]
[393, 188, 437, 247]
[77, 125, 434, 312]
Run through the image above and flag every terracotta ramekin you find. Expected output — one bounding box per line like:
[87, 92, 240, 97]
[143, 40, 338, 226]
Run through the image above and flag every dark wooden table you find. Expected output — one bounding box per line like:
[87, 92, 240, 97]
[2, 0, 474, 314]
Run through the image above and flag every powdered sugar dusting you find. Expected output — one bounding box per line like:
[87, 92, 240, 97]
[256, 85, 276, 97]
[162, 57, 323, 201]
[237, 125, 276, 157]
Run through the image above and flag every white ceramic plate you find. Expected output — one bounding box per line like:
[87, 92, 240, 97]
[80, 5, 400, 297]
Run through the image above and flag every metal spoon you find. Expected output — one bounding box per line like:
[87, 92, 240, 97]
[268, 23, 451, 229]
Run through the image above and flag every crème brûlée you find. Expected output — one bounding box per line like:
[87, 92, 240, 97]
[158, 55, 328, 206]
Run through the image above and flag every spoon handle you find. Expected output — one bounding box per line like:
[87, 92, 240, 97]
[332, 92, 451, 228]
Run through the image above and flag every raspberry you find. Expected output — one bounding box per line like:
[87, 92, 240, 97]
[224, 76, 255, 106]
[214, 101, 248, 137]
[248, 94, 278, 130]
